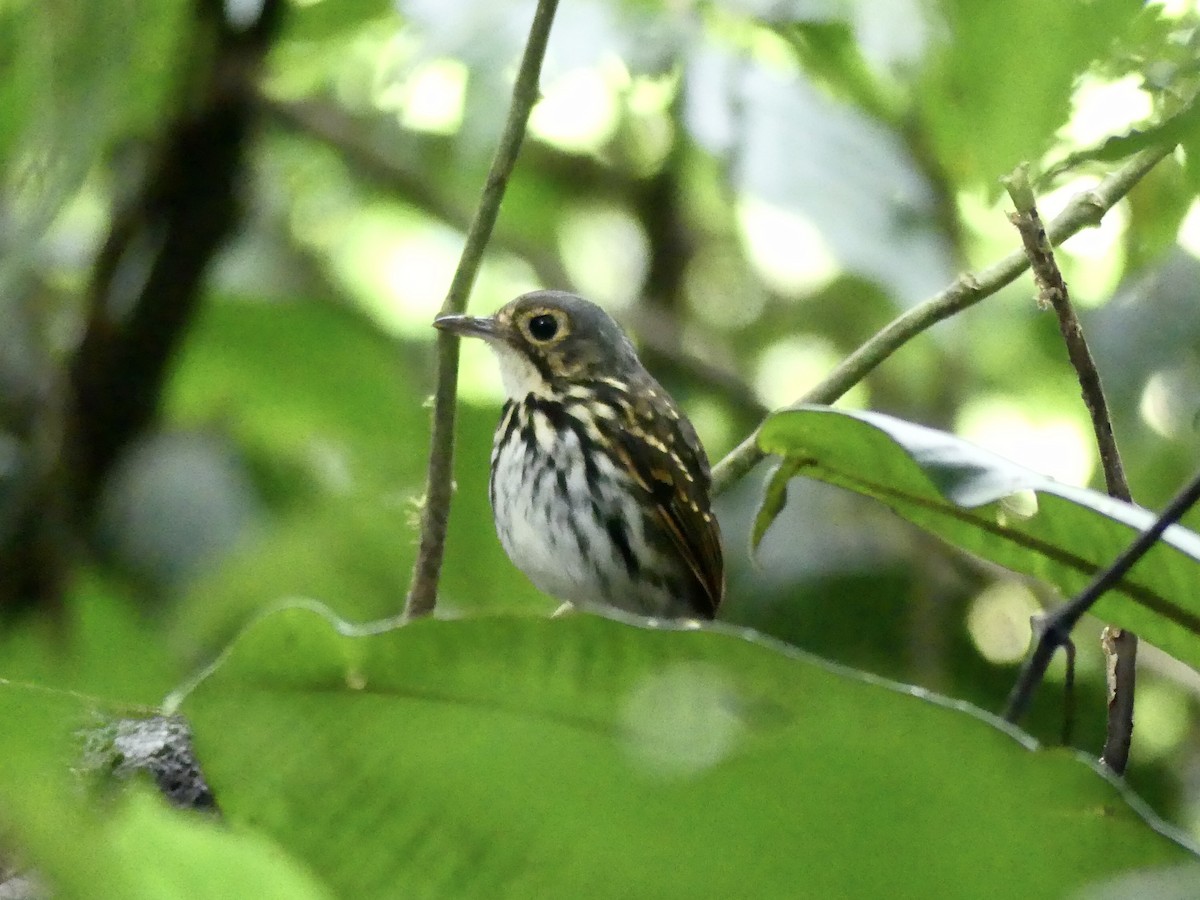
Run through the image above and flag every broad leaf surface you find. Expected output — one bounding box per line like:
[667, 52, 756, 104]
[179, 605, 1196, 898]
[756, 406, 1200, 669]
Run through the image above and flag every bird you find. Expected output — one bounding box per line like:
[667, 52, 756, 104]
[434, 290, 724, 620]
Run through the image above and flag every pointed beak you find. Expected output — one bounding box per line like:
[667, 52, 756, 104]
[432, 313, 501, 341]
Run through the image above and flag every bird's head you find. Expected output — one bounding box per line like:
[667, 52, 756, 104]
[433, 290, 641, 400]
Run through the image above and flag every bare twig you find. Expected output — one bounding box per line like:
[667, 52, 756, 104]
[1003, 165, 1131, 501]
[710, 145, 1171, 496]
[1100, 626, 1137, 773]
[1003, 465, 1200, 725]
[403, 0, 560, 619]
[1002, 164, 1137, 772]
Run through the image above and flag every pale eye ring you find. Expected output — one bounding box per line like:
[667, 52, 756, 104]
[527, 313, 559, 341]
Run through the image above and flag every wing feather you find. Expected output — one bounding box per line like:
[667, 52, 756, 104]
[608, 390, 725, 617]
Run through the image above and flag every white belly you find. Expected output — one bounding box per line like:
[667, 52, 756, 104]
[488, 403, 678, 615]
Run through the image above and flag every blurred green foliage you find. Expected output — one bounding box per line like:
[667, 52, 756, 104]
[4, 0, 1200, 894]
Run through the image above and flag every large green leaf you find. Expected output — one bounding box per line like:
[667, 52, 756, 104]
[178, 605, 1195, 898]
[756, 406, 1200, 670]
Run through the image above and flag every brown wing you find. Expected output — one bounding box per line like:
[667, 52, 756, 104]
[608, 386, 725, 618]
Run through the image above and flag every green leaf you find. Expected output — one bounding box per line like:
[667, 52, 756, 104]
[0, 680, 330, 899]
[756, 406, 1200, 669]
[0, 575, 179, 704]
[749, 457, 804, 552]
[920, 0, 1141, 185]
[103, 794, 334, 900]
[178, 605, 1196, 898]
[1041, 92, 1200, 186]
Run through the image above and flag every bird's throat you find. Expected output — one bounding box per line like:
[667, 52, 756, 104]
[490, 341, 555, 401]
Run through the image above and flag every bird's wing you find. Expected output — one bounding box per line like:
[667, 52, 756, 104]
[610, 394, 725, 617]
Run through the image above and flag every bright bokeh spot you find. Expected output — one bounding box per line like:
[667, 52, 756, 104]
[1139, 362, 1200, 439]
[328, 206, 457, 335]
[683, 395, 734, 457]
[956, 396, 1094, 485]
[626, 74, 674, 117]
[557, 203, 649, 311]
[996, 489, 1039, 525]
[1132, 680, 1190, 762]
[396, 58, 467, 134]
[1057, 192, 1128, 306]
[1060, 75, 1152, 148]
[737, 197, 840, 297]
[620, 662, 744, 779]
[529, 67, 619, 152]
[1150, 0, 1197, 19]
[320, 203, 536, 342]
[454, 337, 508, 404]
[224, 0, 267, 30]
[754, 337, 866, 410]
[685, 250, 765, 329]
[1176, 197, 1200, 258]
[966, 580, 1040, 664]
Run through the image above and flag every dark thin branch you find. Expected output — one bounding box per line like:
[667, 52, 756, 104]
[68, 0, 285, 510]
[710, 145, 1172, 496]
[1002, 164, 1137, 772]
[1003, 165, 1131, 502]
[1003, 465, 1200, 725]
[403, 0, 560, 620]
[1100, 626, 1137, 773]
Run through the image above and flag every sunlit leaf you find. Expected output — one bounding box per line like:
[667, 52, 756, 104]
[756, 406, 1200, 669]
[920, 0, 1140, 185]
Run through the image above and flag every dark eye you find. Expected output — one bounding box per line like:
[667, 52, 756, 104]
[527, 313, 559, 342]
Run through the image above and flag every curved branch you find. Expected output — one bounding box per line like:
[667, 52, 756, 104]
[710, 145, 1173, 496]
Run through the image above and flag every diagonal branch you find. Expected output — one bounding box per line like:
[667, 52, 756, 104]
[1003, 466, 1200, 725]
[403, 0, 561, 619]
[710, 145, 1172, 496]
[1003, 164, 1137, 773]
[1003, 165, 1131, 502]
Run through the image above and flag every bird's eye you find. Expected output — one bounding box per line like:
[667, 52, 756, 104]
[527, 313, 559, 342]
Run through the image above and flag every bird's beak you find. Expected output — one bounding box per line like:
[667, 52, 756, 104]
[432, 313, 501, 341]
